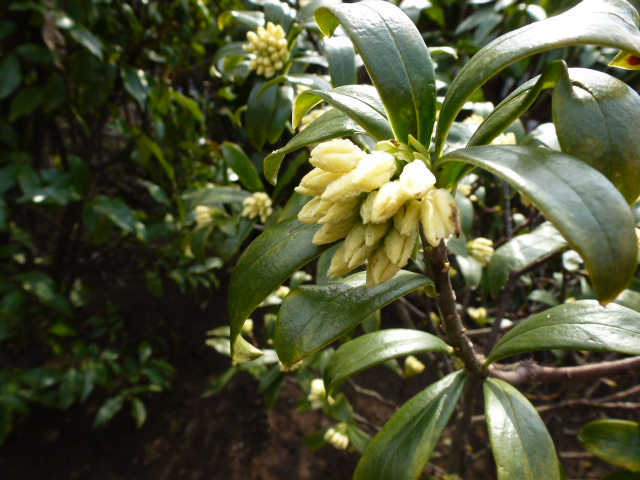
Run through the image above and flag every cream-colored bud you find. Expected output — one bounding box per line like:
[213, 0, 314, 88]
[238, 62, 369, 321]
[274, 285, 290, 298]
[241, 319, 254, 335]
[404, 355, 426, 378]
[370, 181, 409, 224]
[385, 227, 417, 267]
[399, 160, 436, 199]
[491, 132, 517, 145]
[241, 192, 273, 223]
[420, 189, 461, 247]
[312, 215, 357, 245]
[364, 221, 392, 247]
[359, 191, 377, 224]
[467, 237, 494, 267]
[246, 31, 258, 44]
[342, 223, 376, 269]
[324, 423, 349, 450]
[298, 196, 332, 224]
[308, 378, 327, 409]
[393, 200, 421, 236]
[298, 107, 330, 131]
[467, 306, 489, 325]
[327, 243, 353, 278]
[294, 185, 320, 196]
[366, 246, 401, 286]
[194, 205, 213, 228]
[321, 174, 363, 202]
[349, 151, 396, 192]
[244, 22, 289, 78]
[309, 139, 366, 173]
[319, 196, 361, 224]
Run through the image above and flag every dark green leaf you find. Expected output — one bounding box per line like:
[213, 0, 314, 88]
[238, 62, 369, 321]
[203, 366, 239, 396]
[601, 471, 640, 480]
[436, 146, 637, 304]
[246, 80, 278, 150]
[354, 371, 468, 480]
[486, 300, 640, 364]
[579, 420, 640, 471]
[92, 195, 140, 235]
[121, 65, 150, 110]
[293, 85, 393, 141]
[266, 84, 293, 145]
[484, 378, 561, 480]
[487, 222, 567, 297]
[264, 108, 366, 185]
[131, 397, 147, 428]
[0, 55, 22, 100]
[325, 35, 357, 88]
[182, 186, 250, 210]
[228, 217, 335, 362]
[275, 271, 434, 366]
[315, 0, 436, 147]
[9, 87, 44, 122]
[93, 395, 125, 427]
[221, 142, 265, 192]
[324, 329, 451, 395]
[69, 26, 104, 60]
[435, 0, 640, 157]
[553, 68, 640, 204]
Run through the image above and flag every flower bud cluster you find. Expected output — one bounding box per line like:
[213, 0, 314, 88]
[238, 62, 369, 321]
[467, 237, 494, 266]
[324, 423, 349, 450]
[241, 192, 273, 223]
[194, 205, 213, 228]
[296, 138, 462, 286]
[243, 22, 289, 78]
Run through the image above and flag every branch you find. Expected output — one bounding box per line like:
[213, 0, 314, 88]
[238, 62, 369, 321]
[487, 356, 640, 386]
[421, 237, 485, 377]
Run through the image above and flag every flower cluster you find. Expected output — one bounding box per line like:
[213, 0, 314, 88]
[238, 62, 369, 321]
[324, 423, 349, 450]
[243, 22, 289, 78]
[194, 205, 213, 228]
[241, 192, 273, 223]
[296, 139, 461, 286]
[467, 237, 494, 266]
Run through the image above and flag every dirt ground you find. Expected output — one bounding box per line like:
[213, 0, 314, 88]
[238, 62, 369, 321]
[1, 272, 636, 480]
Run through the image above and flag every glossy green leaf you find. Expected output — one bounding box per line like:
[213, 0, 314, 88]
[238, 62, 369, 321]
[487, 222, 567, 297]
[553, 68, 640, 204]
[92, 195, 140, 234]
[325, 35, 357, 87]
[0, 55, 21, 100]
[221, 142, 265, 193]
[69, 26, 104, 60]
[267, 84, 293, 145]
[182, 186, 250, 210]
[579, 420, 640, 471]
[486, 300, 640, 364]
[246, 80, 278, 150]
[228, 217, 334, 362]
[435, 0, 640, 158]
[315, 0, 436, 147]
[484, 378, 561, 480]
[121, 65, 150, 110]
[323, 329, 452, 395]
[353, 371, 468, 480]
[9, 87, 44, 122]
[93, 395, 125, 427]
[264, 108, 366, 185]
[436, 146, 637, 304]
[275, 271, 433, 366]
[293, 85, 392, 141]
[130, 397, 147, 428]
[614, 289, 640, 313]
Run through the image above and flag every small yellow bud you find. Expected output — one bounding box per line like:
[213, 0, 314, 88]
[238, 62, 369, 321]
[241, 318, 254, 335]
[399, 160, 436, 199]
[298, 196, 332, 224]
[274, 285, 290, 298]
[384, 227, 417, 267]
[491, 132, 517, 145]
[366, 246, 401, 286]
[241, 192, 273, 223]
[319, 196, 361, 224]
[308, 378, 327, 409]
[467, 237, 494, 267]
[194, 205, 213, 228]
[370, 181, 409, 224]
[327, 243, 353, 278]
[312, 215, 357, 245]
[467, 306, 489, 325]
[348, 151, 396, 192]
[244, 22, 289, 78]
[364, 221, 392, 247]
[420, 189, 462, 247]
[309, 139, 366, 173]
[324, 423, 349, 450]
[404, 355, 426, 378]
[360, 191, 377, 224]
[393, 200, 421, 236]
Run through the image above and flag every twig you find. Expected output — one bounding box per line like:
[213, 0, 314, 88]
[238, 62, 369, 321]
[348, 379, 398, 408]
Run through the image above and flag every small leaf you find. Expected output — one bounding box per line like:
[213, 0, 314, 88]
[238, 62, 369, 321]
[436, 146, 637, 304]
[93, 395, 125, 427]
[354, 371, 468, 480]
[486, 300, 640, 364]
[610, 50, 640, 70]
[130, 397, 147, 428]
[579, 420, 640, 471]
[0, 55, 22, 100]
[221, 142, 265, 192]
[292, 85, 393, 141]
[323, 329, 452, 395]
[315, 0, 436, 147]
[484, 378, 561, 480]
[121, 65, 150, 110]
[275, 271, 434, 366]
[228, 217, 335, 362]
[92, 195, 140, 234]
[487, 222, 567, 297]
[264, 108, 366, 185]
[69, 26, 103, 60]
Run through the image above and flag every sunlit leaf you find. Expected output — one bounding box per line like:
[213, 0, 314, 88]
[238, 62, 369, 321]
[579, 420, 640, 471]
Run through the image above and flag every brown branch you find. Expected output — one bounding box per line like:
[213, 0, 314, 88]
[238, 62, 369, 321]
[487, 356, 640, 386]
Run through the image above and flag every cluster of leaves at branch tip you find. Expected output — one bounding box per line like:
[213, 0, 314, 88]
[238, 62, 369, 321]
[296, 138, 461, 286]
[241, 192, 273, 223]
[243, 22, 289, 79]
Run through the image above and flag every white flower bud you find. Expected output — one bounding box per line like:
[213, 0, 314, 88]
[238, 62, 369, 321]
[420, 189, 462, 247]
[319, 196, 361, 224]
[309, 139, 366, 173]
[384, 227, 417, 267]
[298, 107, 330, 131]
[393, 200, 421, 236]
[312, 215, 357, 245]
[324, 423, 349, 450]
[244, 22, 289, 78]
[491, 132, 517, 145]
[298, 197, 332, 224]
[241, 192, 273, 223]
[366, 246, 401, 286]
[360, 191, 377, 224]
[307, 378, 327, 409]
[399, 160, 436, 199]
[467, 237, 494, 267]
[370, 181, 409, 224]
[349, 151, 396, 192]
[364, 221, 391, 247]
[404, 355, 426, 378]
[342, 222, 376, 270]
[194, 205, 213, 228]
[274, 285, 290, 298]
[327, 243, 353, 278]
[467, 306, 489, 325]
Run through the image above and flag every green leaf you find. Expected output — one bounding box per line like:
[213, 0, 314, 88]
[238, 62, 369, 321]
[228, 217, 335, 362]
[92, 195, 140, 234]
[487, 222, 567, 297]
[435, 0, 640, 158]
[323, 329, 452, 395]
[293, 85, 393, 141]
[325, 35, 357, 88]
[484, 378, 561, 480]
[315, 0, 436, 147]
[221, 142, 265, 192]
[182, 186, 250, 210]
[93, 395, 125, 427]
[486, 300, 640, 364]
[9, 87, 44, 122]
[553, 68, 640, 204]
[580, 420, 640, 471]
[264, 108, 366, 185]
[275, 271, 434, 366]
[69, 26, 103, 60]
[130, 397, 147, 428]
[436, 146, 637, 304]
[353, 371, 468, 480]
[170, 90, 204, 122]
[121, 65, 150, 110]
[246, 80, 278, 150]
[0, 55, 21, 100]
[266, 84, 293, 145]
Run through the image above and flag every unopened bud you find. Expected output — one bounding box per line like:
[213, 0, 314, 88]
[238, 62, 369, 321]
[420, 189, 461, 247]
[393, 200, 421, 236]
[309, 139, 366, 173]
[384, 228, 417, 267]
[371, 181, 409, 224]
[327, 243, 353, 278]
[298, 197, 332, 224]
[296, 168, 342, 196]
[399, 160, 436, 199]
[319, 196, 361, 224]
[324, 423, 349, 450]
[312, 215, 357, 245]
[366, 246, 401, 286]
[404, 355, 426, 378]
[194, 205, 213, 228]
[467, 237, 494, 267]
